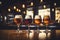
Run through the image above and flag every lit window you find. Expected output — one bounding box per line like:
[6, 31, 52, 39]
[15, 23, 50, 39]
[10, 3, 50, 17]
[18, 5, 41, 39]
[38, 8, 50, 22]
[26, 10, 33, 19]
[55, 8, 60, 22]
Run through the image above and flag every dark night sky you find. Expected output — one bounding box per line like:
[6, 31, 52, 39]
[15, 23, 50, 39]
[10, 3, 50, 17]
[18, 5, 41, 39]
[0, 0, 60, 14]
[0, 0, 60, 7]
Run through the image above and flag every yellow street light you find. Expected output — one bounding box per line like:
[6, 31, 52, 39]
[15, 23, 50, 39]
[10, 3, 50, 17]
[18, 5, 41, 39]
[52, 8, 54, 11]
[8, 8, 11, 12]
[14, 6, 16, 9]
[40, 0, 43, 2]
[16, 8, 19, 12]
[22, 4, 25, 8]
[31, 2, 33, 6]
[19, 9, 21, 12]
[43, 5, 46, 9]
[54, 3, 56, 6]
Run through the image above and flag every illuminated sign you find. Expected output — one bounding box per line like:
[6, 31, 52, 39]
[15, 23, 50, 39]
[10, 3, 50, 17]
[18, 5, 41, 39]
[26, 8, 34, 19]
[38, 8, 50, 18]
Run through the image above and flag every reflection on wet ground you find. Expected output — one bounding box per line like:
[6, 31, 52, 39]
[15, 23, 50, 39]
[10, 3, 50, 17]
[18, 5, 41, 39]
[0, 30, 60, 40]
